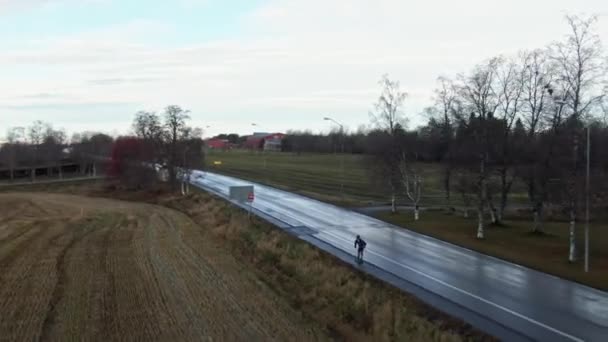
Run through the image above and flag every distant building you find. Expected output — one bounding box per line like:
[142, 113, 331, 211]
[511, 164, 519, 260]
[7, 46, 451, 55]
[243, 132, 285, 151]
[205, 138, 230, 150]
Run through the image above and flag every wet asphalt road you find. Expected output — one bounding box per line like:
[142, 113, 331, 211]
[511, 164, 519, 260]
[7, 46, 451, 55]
[191, 171, 608, 342]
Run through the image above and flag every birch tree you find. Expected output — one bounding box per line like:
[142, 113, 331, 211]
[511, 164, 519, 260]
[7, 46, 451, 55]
[457, 58, 502, 239]
[493, 57, 526, 223]
[552, 15, 607, 262]
[399, 152, 423, 220]
[432, 76, 458, 208]
[370, 74, 408, 212]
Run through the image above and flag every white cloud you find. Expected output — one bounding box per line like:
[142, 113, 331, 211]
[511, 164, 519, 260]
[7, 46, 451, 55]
[1, 0, 608, 138]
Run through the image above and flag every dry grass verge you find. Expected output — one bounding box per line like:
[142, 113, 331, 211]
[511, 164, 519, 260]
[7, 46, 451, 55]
[161, 192, 495, 342]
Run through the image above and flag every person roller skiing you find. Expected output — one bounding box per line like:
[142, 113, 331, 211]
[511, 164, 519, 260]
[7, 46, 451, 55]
[354, 235, 367, 263]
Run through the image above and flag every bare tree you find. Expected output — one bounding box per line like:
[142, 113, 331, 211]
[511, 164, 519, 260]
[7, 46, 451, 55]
[133, 111, 165, 167]
[553, 15, 606, 121]
[521, 49, 553, 135]
[164, 105, 191, 190]
[42, 127, 66, 178]
[371, 74, 408, 135]
[552, 15, 607, 262]
[457, 58, 502, 239]
[369, 75, 409, 212]
[493, 57, 526, 223]
[4, 127, 25, 181]
[27, 120, 50, 181]
[399, 152, 423, 220]
[432, 76, 459, 208]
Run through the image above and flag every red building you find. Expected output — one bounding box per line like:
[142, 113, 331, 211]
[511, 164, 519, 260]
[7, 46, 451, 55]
[205, 138, 230, 150]
[243, 133, 285, 151]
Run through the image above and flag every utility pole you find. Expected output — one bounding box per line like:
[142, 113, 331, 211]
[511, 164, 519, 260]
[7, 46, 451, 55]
[585, 125, 590, 272]
[324, 117, 345, 201]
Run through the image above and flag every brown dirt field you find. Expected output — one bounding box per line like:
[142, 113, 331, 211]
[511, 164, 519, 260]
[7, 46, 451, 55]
[0, 192, 326, 341]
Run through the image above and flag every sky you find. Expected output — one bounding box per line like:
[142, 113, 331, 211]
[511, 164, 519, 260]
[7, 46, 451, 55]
[1, 0, 607, 139]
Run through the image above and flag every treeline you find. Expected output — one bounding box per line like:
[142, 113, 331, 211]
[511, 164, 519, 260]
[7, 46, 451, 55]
[0, 121, 113, 181]
[1, 106, 204, 195]
[273, 16, 608, 253]
[111, 106, 204, 193]
[366, 15, 608, 259]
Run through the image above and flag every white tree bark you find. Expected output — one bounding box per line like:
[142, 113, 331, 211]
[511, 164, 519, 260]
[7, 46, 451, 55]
[399, 154, 423, 221]
[569, 207, 577, 262]
[489, 207, 497, 224]
[477, 210, 485, 239]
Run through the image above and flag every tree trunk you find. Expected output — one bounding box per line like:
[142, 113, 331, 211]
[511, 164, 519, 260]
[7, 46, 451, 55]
[391, 193, 397, 214]
[477, 157, 486, 239]
[488, 200, 497, 224]
[477, 209, 485, 239]
[31, 168, 36, 182]
[9, 168, 14, 181]
[444, 166, 451, 208]
[532, 202, 544, 233]
[568, 203, 577, 262]
[463, 208, 469, 218]
[499, 170, 509, 224]
[59, 166, 63, 179]
[414, 206, 419, 221]
[489, 208, 497, 224]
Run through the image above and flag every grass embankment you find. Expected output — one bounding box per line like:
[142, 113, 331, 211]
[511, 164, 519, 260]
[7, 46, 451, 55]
[376, 210, 608, 290]
[1, 180, 494, 341]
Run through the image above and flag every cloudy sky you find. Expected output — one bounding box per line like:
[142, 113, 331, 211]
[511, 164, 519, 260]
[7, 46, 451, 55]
[1, 0, 607, 138]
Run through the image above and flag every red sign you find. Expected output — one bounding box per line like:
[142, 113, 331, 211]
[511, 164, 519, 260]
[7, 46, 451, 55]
[247, 192, 255, 202]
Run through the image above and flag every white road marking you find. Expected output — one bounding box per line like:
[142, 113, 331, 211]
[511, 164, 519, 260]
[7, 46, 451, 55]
[320, 230, 585, 342]
[196, 175, 585, 342]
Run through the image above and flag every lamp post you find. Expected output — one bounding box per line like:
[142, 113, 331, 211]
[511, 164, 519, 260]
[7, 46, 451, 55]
[549, 88, 591, 272]
[585, 124, 590, 272]
[324, 117, 345, 201]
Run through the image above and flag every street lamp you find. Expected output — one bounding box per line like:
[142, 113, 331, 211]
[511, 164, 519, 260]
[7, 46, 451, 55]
[324, 117, 345, 201]
[585, 124, 590, 273]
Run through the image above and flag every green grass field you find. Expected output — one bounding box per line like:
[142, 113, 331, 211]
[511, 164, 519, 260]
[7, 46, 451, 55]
[206, 149, 485, 207]
[377, 210, 608, 290]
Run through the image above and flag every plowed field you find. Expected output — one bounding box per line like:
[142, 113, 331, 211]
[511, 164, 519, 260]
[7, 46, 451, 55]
[0, 193, 324, 341]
